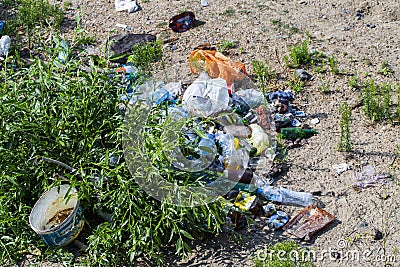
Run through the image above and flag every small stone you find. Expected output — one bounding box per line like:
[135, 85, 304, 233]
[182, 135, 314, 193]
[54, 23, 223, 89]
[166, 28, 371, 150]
[356, 221, 368, 230]
[325, 191, 335, 197]
[295, 69, 313, 81]
[343, 26, 350, 31]
[310, 118, 320, 124]
[170, 45, 177, 51]
[373, 229, 383, 240]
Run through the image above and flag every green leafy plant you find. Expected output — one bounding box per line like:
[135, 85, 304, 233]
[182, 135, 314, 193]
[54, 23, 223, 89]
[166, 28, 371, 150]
[218, 39, 236, 53]
[378, 61, 394, 77]
[253, 240, 314, 267]
[284, 40, 311, 68]
[338, 102, 352, 152]
[310, 50, 326, 73]
[251, 60, 276, 93]
[348, 75, 359, 88]
[362, 79, 392, 122]
[127, 40, 163, 74]
[8, 0, 63, 47]
[290, 77, 305, 93]
[318, 78, 331, 94]
[220, 7, 235, 16]
[329, 55, 339, 74]
[397, 84, 400, 120]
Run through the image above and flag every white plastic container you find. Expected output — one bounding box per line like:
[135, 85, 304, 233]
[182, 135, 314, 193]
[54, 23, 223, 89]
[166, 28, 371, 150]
[29, 184, 84, 247]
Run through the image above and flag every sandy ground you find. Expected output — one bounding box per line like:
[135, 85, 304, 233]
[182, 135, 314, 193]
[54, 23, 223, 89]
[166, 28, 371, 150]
[30, 0, 400, 266]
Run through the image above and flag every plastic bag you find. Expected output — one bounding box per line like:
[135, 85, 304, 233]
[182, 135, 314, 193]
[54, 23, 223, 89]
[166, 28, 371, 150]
[189, 44, 246, 84]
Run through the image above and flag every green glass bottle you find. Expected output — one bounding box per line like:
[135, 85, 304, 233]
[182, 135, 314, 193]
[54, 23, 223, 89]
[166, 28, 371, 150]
[279, 127, 317, 140]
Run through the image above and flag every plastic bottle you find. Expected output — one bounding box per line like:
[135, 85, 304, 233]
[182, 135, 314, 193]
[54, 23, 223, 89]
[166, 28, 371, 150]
[258, 186, 312, 207]
[221, 180, 311, 207]
[279, 127, 317, 140]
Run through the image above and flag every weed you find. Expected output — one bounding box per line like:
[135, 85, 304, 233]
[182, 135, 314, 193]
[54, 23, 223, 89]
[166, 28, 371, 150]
[311, 51, 326, 73]
[329, 55, 339, 74]
[10, 0, 63, 47]
[253, 240, 314, 267]
[378, 61, 394, 77]
[157, 21, 168, 28]
[284, 40, 311, 68]
[251, 60, 276, 93]
[348, 75, 359, 88]
[270, 18, 281, 25]
[312, 58, 325, 73]
[338, 102, 352, 152]
[396, 84, 400, 120]
[270, 19, 299, 37]
[362, 79, 392, 122]
[290, 77, 305, 93]
[220, 7, 235, 16]
[127, 40, 163, 74]
[63, 1, 72, 9]
[218, 39, 235, 53]
[318, 78, 331, 94]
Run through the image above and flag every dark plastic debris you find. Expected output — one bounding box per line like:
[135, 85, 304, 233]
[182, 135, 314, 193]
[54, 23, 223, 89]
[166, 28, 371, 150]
[108, 33, 156, 61]
[169, 11, 196, 33]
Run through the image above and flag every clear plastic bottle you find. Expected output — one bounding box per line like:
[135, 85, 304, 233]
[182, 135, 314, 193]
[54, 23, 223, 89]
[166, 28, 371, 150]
[258, 186, 312, 207]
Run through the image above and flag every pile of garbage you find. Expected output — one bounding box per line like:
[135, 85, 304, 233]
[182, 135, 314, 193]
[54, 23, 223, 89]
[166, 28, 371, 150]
[116, 45, 334, 236]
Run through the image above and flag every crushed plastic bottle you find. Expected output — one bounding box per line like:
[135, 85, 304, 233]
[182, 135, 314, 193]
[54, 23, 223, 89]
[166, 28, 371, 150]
[0, 35, 11, 57]
[255, 176, 312, 206]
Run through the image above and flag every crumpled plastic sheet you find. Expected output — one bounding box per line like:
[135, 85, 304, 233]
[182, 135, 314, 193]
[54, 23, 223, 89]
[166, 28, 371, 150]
[354, 165, 390, 188]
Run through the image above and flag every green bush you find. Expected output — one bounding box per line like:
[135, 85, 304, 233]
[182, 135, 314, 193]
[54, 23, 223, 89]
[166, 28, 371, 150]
[337, 102, 352, 152]
[251, 60, 276, 93]
[0, 45, 225, 265]
[127, 41, 163, 74]
[284, 40, 311, 68]
[362, 79, 392, 122]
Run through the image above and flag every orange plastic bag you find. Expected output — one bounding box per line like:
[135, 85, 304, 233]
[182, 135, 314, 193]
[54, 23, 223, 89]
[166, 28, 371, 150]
[189, 44, 246, 84]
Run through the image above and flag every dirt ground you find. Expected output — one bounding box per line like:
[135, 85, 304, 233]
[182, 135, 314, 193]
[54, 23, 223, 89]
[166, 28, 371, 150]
[38, 0, 400, 266]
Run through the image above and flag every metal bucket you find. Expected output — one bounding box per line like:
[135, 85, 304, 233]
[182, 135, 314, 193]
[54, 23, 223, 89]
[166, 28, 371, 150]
[29, 184, 84, 247]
